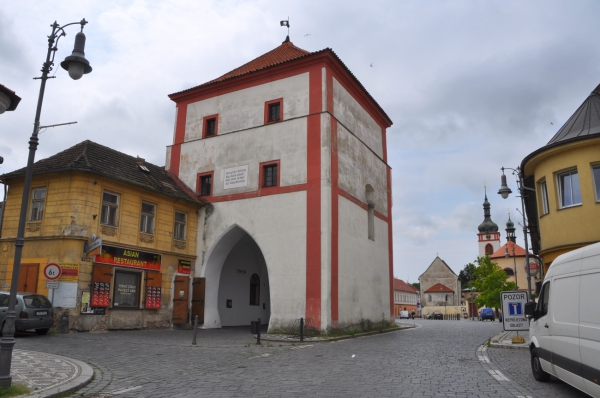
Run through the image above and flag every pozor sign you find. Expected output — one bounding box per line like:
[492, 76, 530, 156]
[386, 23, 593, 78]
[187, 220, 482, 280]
[500, 291, 529, 331]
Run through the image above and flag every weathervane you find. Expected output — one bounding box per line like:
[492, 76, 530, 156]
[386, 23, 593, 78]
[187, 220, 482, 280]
[280, 17, 290, 41]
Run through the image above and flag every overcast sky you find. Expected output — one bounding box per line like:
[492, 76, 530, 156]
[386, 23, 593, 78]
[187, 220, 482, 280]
[1, 1, 598, 281]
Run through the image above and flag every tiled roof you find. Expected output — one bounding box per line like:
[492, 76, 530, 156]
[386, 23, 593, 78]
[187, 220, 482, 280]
[489, 241, 527, 259]
[424, 283, 454, 293]
[393, 278, 418, 293]
[209, 40, 310, 85]
[0, 140, 201, 204]
[169, 40, 392, 125]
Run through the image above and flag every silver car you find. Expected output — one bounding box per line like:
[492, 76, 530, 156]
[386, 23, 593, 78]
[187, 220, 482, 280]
[0, 292, 54, 335]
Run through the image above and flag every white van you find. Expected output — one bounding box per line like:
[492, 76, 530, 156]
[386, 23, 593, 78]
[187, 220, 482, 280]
[525, 242, 600, 397]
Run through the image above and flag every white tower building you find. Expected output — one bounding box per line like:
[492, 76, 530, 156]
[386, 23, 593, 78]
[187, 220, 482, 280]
[166, 38, 394, 332]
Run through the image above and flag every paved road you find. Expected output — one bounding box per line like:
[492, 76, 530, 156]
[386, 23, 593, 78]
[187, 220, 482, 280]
[13, 319, 587, 397]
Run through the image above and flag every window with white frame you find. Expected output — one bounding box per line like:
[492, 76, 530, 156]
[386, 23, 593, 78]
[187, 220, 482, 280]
[101, 191, 120, 226]
[540, 180, 549, 215]
[29, 187, 46, 221]
[593, 165, 600, 202]
[174, 211, 187, 240]
[557, 169, 582, 208]
[140, 202, 156, 234]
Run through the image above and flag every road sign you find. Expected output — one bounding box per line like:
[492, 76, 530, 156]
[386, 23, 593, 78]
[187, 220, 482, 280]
[43, 263, 62, 280]
[500, 291, 529, 331]
[46, 280, 59, 289]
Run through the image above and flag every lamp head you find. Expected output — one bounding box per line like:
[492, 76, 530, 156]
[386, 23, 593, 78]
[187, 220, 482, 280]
[60, 31, 92, 80]
[498, 169, 512, 199]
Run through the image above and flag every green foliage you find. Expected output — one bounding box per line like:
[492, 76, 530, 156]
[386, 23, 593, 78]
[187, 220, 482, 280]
[472, 255, 517, 310]
[459, 263, 477, 287]
[410, 282, 420, 291]
[0, 384, 31, 397]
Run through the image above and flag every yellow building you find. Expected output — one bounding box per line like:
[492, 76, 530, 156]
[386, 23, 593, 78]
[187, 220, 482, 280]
[0, 140, 202, 332]
[522, 84, 600, 270]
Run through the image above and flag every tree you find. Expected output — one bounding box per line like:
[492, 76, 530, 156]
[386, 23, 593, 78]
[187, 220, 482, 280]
[411, 282, 420, 291]
[458, 263, 476, 288]
[472, 255, 516, 311]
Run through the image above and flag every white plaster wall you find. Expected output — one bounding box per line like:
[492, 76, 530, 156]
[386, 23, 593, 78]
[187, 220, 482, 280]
[337, 196, 390, 326]
[332, 78, 383, 158]
[217, 235, 270, 326]
[185, 73, 310, 141]
[200, 192, 307, 331]
[178, 118, 307, 195]
[337, 124, 388, 217]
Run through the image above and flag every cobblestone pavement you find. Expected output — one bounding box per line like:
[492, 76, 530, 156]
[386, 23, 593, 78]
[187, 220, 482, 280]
[487, 345, 589, 398]
[13, 319, 587, 397]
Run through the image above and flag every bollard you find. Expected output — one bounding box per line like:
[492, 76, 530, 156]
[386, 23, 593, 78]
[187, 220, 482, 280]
[192, 315, 198, 345]
[300, 317, 304, 342]
[60, 312, 69, 334]
[256, 318, 261, 345]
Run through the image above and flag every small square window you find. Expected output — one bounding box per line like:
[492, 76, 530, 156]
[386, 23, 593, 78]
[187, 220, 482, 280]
[557, 169, 581, 208]
[101, 191, 119, 226]
[174, 211, 187, 240]
[202, 115, 218, 138]
[592, 165, 600, 202]
[29, 187, 46, 221]
[199, 174, 212, 196]
[268, 103, 280, 122]
[140, 202, 156, 234]
[264, 99, 283, 124]
[540, 180, 549, 215]
[263, 164, 278, 187]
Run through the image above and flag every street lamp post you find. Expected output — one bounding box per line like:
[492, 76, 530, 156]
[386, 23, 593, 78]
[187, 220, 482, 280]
[498, 166, 534, 302]
[0, 19, 92, 387]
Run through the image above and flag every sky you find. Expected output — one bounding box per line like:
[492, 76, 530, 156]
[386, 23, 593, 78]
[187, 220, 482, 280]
[1, 1, 599, 281]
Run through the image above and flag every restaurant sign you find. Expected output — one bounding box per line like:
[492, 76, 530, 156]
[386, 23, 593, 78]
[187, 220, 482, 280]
[94, 245, 161, 271]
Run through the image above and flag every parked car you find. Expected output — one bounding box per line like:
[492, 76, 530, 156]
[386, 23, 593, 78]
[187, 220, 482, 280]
[399, 310, 409, 319]
[432, 312, 443, 320]
[425, 312, 433, 319]
[526, 242, 600, 397]
[0, 292, 54, 335]
[478, 308, 495, 321]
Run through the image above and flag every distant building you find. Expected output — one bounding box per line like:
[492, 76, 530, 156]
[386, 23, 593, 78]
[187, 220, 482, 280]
[522, 84, 600, 271]
[393, 278, 419, 316]
[419, 257, 461, 308]
[166, 38, 394, 332]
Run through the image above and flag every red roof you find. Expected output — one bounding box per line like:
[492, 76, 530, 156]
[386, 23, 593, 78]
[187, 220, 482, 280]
[393, 278, 418, 293]
[424, 283, 454, 293]
[210, 40, 310, 84]
[490, 241, 527, 259]
[168, 40, 392, 126]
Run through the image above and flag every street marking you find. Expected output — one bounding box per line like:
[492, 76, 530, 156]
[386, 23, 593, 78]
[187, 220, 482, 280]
[488, 370, 510, 381]
[112, 386, 143, 394]
[477, 355, 490, 363]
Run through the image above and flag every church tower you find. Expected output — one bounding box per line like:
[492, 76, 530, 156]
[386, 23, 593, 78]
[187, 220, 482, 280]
[477, 191, 500, 256]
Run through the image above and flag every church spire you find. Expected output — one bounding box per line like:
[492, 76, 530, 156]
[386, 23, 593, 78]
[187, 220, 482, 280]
[478, 189, 499, 233]
[505, 211, 516, 243]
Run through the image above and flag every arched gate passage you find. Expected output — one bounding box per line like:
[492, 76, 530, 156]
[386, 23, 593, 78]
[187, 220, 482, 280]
[201, 225, 271, 328]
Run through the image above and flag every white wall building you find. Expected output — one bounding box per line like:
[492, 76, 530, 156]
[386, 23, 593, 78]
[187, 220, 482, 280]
[165, 38, 394, 332]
